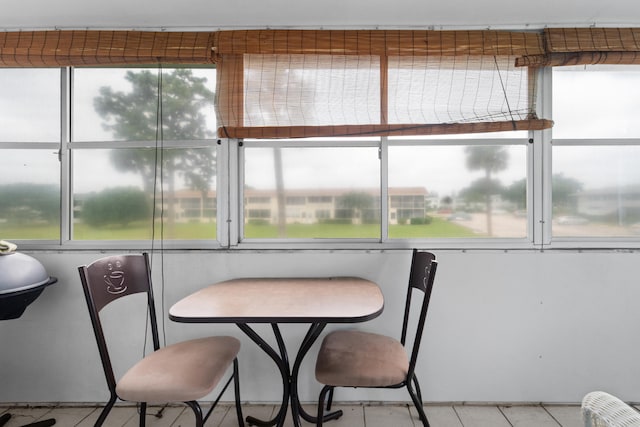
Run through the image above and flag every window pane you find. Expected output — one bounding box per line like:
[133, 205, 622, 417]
[0, 69, 60, 142]
[243, 146, 380, 239]
[244, 55, 380, 126]
[73, 148, 216, 240]
[388, 56, 531, 124]
[553, 66, 640, 139]
[553, 146, 640, 237]
[388, 144, 527, 238]
[0, 150, 60, 239]
[73, 68, 216, 142]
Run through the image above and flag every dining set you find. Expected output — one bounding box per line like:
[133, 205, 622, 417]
[77, 249, 438, 427]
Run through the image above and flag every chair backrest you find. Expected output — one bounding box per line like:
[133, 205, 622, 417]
[401, 249, 437, 382]
[78, 253, 159, 394]
[582, 391, 640, 427]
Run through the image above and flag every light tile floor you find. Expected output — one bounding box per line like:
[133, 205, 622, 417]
[0, 402, 584, 426]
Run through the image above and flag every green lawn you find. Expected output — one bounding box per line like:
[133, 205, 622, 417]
[0, 223, 59, 240]
[73, 222, 217, 240]
[0, 222, 217, 240]
[1, 217, 476, 240]
[245, 217, 477, 239]
[389, 218, 478, 238]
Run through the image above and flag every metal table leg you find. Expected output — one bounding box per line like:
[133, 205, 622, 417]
[237, 322, 341, 427]
[294, 324, 343, 425]
[237, 323, 290, 427]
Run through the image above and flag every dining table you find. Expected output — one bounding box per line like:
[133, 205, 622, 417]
[169, 276, 384, 427]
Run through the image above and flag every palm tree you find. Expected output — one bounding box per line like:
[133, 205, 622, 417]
[464, 146, 509, 236]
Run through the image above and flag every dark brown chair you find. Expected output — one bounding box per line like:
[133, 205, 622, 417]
[78, 253, 244, 427]
[314, 249, 437, 427]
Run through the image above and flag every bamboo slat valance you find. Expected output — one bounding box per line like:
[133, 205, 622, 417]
[1, 27, 639, 67]
[0, 30, 216, 66]
[546, 27, 640, 52]
[516, 51, 640, 67]
[212, 29, 545, 57]
[516, 28, 640, 66]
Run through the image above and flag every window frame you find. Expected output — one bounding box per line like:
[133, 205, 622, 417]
[233, 135, 537, 250]
[0, 67, 63, 249]
[549, 65, 640, 249]
[7, 66, 223, 251]
[5, 64, 640, 250]
[66, 66, 223, 250]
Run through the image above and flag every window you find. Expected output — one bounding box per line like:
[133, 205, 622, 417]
[244, 55, 381, 127]
[388, 139, 528, 239]
[242, 143, 381, 240]
[0, 66, 219, 246]
[552, 66, 640, 240]
[70, 67, 218, 242]
[387, 56, 531, 124]
[7, 62, 640, 249]
[0, 69, 60, 241]
[239, 135, 530, 243]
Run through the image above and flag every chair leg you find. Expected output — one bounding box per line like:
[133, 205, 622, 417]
[185, 401, 204, 427]
[406, 380, 430, 427]
[326, 387, 334, 411]
[139, 402, 147, 427]
[233, 358, 245, 427]
[317, 385, 334, 427]
[412, 374, 424, 405]
[95, 394, 117, 427]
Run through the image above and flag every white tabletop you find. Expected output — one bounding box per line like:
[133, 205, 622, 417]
[169, 277, 384, 324]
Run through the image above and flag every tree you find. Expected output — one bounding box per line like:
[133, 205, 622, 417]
[464, 146, 509, 236]
[552, 173, 584, 214]
[93, 69, 216, 232]
[460, 177, 504, 204]
[82, 187, 151, 227]
[502, 178, 527, 210]
[337, 192, 376, 224]
[0, 183, 59, 224]
[501, 174, 584, 215]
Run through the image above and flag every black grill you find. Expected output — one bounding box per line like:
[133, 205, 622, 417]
[0, 252, 57, 320]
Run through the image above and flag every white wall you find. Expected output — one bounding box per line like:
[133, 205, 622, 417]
[5, 0, 640, 30]
[1, 249, 639, 405]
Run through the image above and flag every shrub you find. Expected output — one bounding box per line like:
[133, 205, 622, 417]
[410, 216, 433, 225]
[82, 187, 150, 227]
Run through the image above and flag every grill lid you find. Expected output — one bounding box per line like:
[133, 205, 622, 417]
[0, 252, 50, 295]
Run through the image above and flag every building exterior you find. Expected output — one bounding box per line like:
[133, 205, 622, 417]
[142, 187, 432, 225]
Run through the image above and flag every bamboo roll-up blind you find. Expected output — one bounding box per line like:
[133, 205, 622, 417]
[216, 50, 551, 139]
[216, 54, 244, 130]
[218, 120, 553, 139]
[515, 28, 640, 66]
[0, 31, 216, 66]
[211, 29, 550, 138]
[516, 51, 640, 67]
[212, 29, 545, 57]
[546, 28, 640, 52]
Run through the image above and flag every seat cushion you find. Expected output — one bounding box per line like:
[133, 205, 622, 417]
[116, 336, 240, 403]
[315, 330, 408, 387]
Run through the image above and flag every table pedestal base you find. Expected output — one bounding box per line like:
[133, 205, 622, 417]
[238, 323, 342, 427]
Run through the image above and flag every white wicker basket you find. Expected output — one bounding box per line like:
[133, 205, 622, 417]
[582, 391, 640, 427]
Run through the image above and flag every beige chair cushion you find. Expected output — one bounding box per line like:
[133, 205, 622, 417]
[116, 336, 240, 403]
[315, 330, 408, 387]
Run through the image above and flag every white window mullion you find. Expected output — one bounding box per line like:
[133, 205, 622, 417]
[221, 138, 240, 247]
[380, 137, 389, 242]
[538, 67, 553, 247]
[60, 67, 72, 244]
